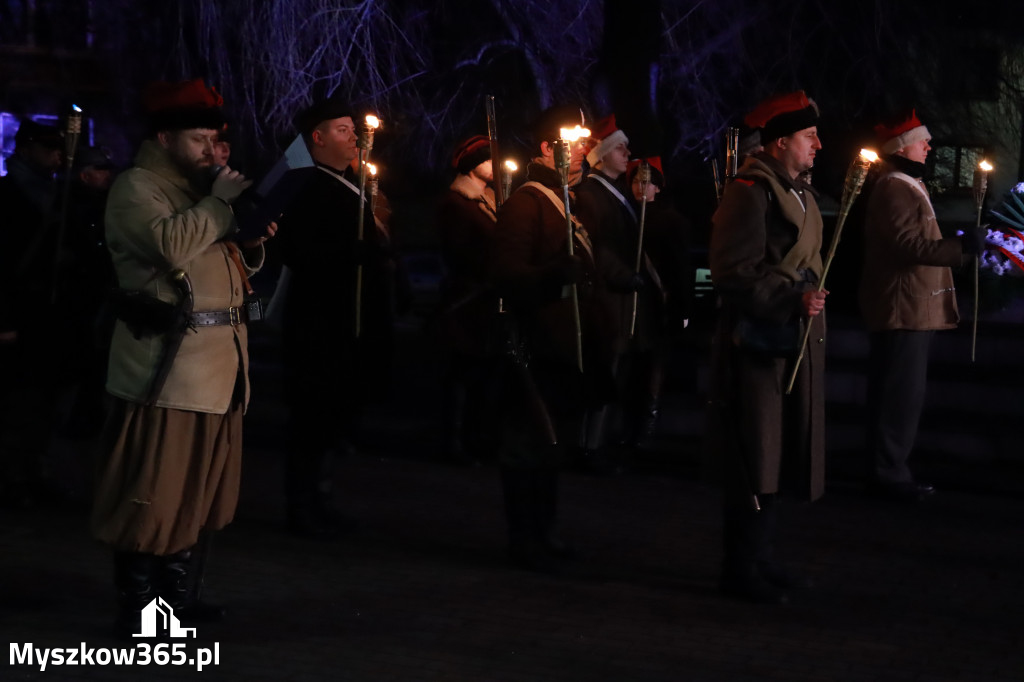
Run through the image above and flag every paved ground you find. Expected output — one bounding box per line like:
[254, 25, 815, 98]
[3, 323, 1023, 681]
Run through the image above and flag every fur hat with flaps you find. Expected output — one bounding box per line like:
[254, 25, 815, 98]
[143, 79, 226, 135]
[452, 135, 491, 175]
[744, 91, 819, 143]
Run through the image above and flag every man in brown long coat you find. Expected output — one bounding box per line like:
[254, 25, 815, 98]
[91, 80, 270, 634]
[708, 91, 828, 604]
[490, 104, 615, 571]
[859, 111, 981, 502]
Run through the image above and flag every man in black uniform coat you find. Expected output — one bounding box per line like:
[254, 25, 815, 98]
[0, 119, 64, 507]
[276, 95, 392, 537]
[575, 116, 664, 468]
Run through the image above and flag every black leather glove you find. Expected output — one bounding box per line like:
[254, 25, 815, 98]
[544, 252, 585, 287]
[961, 225, 987, 256]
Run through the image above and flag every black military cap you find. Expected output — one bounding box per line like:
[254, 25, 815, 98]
[293, 94, 357, 135]
[74, 146, 116, 171]
[14, 119, 64, 150]
[529, 104, 587, 147]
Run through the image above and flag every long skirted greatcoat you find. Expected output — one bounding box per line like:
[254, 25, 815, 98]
[707, 153, 826, 502]
[92, 140, 264, 554]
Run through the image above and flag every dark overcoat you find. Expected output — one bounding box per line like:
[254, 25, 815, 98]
[276, 164, 393, 408]
[435, 176, 501, 357]
[575, 171, 664, 353]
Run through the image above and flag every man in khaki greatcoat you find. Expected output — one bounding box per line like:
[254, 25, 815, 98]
[90, 79, 272, 635]
[709, 91, 828, 604]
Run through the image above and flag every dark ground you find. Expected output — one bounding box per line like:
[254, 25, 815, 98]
[2, 314, 1023, 681]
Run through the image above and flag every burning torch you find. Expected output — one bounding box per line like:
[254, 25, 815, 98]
[355, 113, 380, 339]
[52, 104, 83, 304]
[971, 159, 992, 362]
[629, 161, 652, 340]
[555, 124, 590, 373]
[367, 163, 379, 216]
[502, 159, 517, 204]
[786, 148, 878, 394]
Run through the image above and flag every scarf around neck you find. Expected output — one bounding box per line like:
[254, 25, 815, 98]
[738, 153, 824, 281]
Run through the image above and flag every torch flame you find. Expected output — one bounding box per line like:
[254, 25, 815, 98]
[859, 149, 879, 163]
[365, 114, 380, 129]
[980, 160, 993, 172]
[559, 126, 591, 142]
[367, 163, 377, 176]
[504, 159, 518, 173]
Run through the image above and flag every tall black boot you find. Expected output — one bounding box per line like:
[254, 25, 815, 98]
[442, 373, 476, 465]
[532, 468, 575, 559]
[160, 544, 226, 623]
[287, 446, 342, 539]
[753, 496, 813, 590]
[633, 400, 660, 451]
[113, 551, 158, 637]
[500, 468, 555, 572]
[719, 499, 787, 604]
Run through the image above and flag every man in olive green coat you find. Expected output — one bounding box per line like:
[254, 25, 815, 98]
[91, 79, 272, 635]
[709, 91, 828, 604]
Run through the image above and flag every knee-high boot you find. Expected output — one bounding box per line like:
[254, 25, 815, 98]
[500, 467, 558, 572]
[113, 551, 158, 636]
[160, 541, 225, 623]
[532, 468, 575, 558]
[719, 496, 787, 604]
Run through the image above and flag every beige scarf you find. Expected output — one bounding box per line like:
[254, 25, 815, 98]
[740, 157, 824, 282]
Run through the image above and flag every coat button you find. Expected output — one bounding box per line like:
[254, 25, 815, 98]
[817, 337, 824, 344]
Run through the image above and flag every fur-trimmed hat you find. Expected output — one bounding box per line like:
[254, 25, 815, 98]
[745, 91, 819, 143]
[585, 114, 629, 166]
[293, 93, 357, 135]
[874, 110, 931, 155]
[452, 135, 491, 174]
[143, 79, 226, 135]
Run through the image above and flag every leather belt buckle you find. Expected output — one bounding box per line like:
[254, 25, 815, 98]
[229, 306, 242, 325]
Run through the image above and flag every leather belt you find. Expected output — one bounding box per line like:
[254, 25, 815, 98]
[191, 300, 263, 327]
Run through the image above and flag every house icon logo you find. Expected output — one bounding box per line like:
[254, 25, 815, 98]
[133, 597, 197, 638]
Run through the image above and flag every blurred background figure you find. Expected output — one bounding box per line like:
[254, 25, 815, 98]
[0, 118, 65, 509]
[433, 134, 502, 466]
